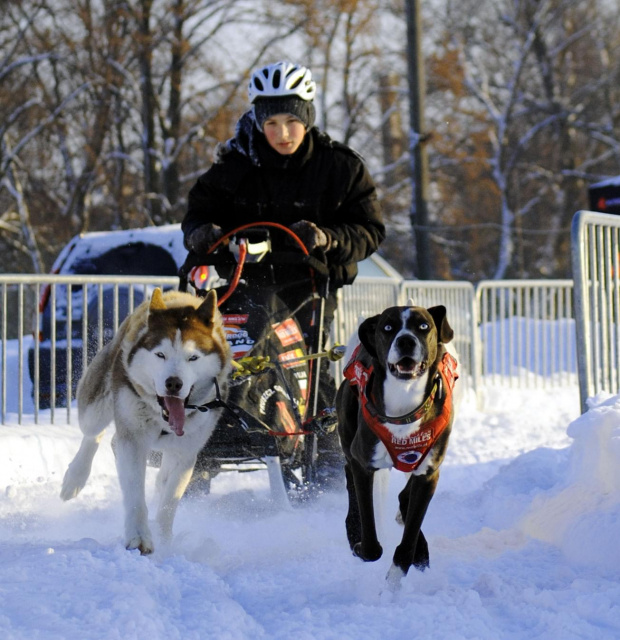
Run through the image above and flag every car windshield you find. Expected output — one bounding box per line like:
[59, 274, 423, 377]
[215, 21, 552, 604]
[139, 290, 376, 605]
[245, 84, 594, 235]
[69, 242, 179, 276]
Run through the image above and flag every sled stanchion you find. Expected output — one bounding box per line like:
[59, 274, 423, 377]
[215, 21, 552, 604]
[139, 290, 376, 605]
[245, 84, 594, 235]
[311, 294, 326, 417]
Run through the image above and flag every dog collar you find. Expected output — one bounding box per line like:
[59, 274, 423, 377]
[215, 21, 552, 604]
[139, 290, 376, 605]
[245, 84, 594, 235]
[343, 346, 458, 472]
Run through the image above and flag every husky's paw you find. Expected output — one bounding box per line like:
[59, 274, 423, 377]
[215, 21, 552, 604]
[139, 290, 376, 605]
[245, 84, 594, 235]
[126, 534, 154, 556]
[60, 464, 89, 501]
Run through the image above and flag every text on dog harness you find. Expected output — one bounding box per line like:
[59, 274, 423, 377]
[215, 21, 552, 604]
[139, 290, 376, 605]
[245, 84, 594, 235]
[343, 347, 458, 472]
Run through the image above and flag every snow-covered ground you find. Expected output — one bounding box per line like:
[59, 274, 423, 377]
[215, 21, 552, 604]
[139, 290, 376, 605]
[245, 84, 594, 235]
[2, 365, 620, 638]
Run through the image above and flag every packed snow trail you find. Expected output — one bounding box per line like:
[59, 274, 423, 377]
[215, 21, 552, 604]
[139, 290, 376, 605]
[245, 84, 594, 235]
[1, 387, 620, 639]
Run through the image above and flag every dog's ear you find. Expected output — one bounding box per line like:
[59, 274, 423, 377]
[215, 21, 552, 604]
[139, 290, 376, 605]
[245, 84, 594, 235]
[428, 305, 454, 344]
[149, 288, 166, 311]
[358, 314, 380, 358]
[197, 289, 218, 326]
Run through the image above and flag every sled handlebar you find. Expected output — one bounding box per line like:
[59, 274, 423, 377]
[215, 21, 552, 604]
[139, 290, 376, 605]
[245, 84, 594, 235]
[182, 223, 330, 276]
[178, 222, 330, 299]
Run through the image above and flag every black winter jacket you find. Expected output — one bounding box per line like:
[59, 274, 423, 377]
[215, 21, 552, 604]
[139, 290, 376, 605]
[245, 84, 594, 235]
[182, 111, 385, 289]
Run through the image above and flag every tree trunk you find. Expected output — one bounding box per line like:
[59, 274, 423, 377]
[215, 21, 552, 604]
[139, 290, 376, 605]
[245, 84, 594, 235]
[137, 0, 161, 224]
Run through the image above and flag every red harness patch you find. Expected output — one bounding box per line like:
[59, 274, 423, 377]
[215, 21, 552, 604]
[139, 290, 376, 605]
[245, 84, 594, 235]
[343, 346, 458, 472]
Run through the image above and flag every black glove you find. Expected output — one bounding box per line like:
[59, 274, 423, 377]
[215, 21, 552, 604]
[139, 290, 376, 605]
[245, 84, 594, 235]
[289, 220, 332, 252]
[186, 223, 223, 253]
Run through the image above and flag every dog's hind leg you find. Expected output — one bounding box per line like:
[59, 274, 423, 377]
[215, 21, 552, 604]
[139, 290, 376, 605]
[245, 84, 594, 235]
[60, 431, 107, 501]
[344, 462, 362, 550]
[349, 460, 383, 562]
[372, 468, 390, 541]
[155, 451, 196, 542]
[60, 392, 113, 501]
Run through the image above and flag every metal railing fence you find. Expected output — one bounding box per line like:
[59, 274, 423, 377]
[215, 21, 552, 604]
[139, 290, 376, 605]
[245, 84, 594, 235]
[571, 210, 620, 413]
[1, 274, 580, 424]
[333, 277, 401, 346]
[475, 280, 576, 391]
[0, 275, 179, 425]
[332, 278, 476, 389]
[331, 277, 401, 380]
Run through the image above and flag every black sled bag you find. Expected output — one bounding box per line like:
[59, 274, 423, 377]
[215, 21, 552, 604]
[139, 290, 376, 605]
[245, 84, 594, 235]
[201, 280, 311, 461]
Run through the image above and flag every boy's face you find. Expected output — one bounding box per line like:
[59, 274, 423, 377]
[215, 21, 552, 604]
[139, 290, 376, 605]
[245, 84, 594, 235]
[262, 114, 306, 155]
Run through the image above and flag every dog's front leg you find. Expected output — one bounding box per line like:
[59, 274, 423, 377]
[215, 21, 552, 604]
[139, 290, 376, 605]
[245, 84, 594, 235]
[349, 459, 383, 562]
[114, 433, 153, 555]
[155, 451, 196, 541]
[387, 470, 439, 585]
[397, 478, 430, 569]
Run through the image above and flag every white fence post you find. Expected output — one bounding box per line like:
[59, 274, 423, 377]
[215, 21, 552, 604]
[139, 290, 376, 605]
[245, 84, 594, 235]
[571, 210, 620, 413]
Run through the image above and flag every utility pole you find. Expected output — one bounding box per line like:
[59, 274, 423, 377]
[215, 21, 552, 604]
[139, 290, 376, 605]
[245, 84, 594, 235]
[406, 0, 431, 279]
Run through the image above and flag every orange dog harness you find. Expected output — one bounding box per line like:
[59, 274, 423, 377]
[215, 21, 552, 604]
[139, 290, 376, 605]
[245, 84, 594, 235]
[343, 347, 458, 472]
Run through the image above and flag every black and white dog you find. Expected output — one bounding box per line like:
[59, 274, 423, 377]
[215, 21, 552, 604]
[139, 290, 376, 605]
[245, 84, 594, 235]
[336, 304, 458, 588]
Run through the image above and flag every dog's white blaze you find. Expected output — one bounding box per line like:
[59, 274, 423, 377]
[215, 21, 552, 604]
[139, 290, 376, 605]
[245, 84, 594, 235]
[386, 308, 425, 367]
[384, 308, 428, 414]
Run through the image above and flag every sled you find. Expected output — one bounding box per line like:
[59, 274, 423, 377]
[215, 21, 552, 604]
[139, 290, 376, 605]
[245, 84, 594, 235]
[178, 222, 344, 505]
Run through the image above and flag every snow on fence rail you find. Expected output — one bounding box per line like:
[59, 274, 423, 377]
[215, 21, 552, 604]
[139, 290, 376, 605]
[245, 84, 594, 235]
[1, 274, 580, 425]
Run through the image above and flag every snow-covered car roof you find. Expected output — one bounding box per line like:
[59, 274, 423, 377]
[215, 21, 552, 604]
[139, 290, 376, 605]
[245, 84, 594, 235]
[51, 224, 188, 275]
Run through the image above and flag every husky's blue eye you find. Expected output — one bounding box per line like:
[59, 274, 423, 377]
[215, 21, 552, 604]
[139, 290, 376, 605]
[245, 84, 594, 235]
[188, 355, 198, 362]
[155, 352, 165, 359]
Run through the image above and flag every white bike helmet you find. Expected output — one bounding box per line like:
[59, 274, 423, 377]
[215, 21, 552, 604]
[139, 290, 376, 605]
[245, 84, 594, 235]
[248, 61, 316, 103]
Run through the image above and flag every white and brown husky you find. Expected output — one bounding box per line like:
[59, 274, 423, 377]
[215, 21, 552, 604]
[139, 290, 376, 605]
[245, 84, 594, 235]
[61, 288, 232, 554]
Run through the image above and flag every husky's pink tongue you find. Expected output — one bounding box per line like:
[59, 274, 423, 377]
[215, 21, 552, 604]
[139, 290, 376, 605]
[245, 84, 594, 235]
[164, 396, 186, 436]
